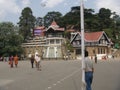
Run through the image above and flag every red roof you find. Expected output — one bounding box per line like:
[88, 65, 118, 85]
[50, 21, 59, 28]
[71, 31, 111, 44]
[85, 31, 103, 42]
[46, 21, 64, 31]
[51, 21, 58, 26]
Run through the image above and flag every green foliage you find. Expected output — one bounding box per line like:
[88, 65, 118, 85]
[61, 6, 98, 31]
[64, 31, 71, 39]
[65, 40, 74, 52]
[98, 8, 112, 30]
[44, 11, 62, 27]
[35, 17, 43, 26]
[0, 22, 24, 56]
[62, 6, 80, 29]
[104, 28, 113, 37]
[18, 7, 36, 41]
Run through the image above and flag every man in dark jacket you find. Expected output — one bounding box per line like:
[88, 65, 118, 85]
[30, 55, 35, 68]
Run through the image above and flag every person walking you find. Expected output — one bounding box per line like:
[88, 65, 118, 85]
[35, 54, 41, 71]
[14, 55, 19, 68]
[9, 55, 14, 68]
[30, 55, 35, 68]
[84, 50, 94, 90]
[94, 55, 97, 64]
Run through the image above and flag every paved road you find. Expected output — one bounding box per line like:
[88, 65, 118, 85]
[93, 59, 120, 90]
[0, 59, 120, 90]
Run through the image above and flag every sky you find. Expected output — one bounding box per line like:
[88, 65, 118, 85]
[0, 0, 120, 25]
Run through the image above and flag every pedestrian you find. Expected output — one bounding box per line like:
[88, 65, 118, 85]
[9, 55, 14, 68]
[14, 55, 19, 68]
[34, 51, 38, 68]
[0, 56, 3, 61]
[94, 55, 97, 64]
[84, 50, 94, 90]
[35, 54, 41, 71]
[30, 55, 35, 68]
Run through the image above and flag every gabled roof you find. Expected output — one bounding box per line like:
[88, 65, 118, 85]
[71, 31, 110, 43]
[46, 21, 64, 32]
[85, 31, 104, 42]
[50, 21, 59, 28]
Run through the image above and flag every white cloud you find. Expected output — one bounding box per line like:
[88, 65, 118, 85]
[63, 2, 68, 6]
[41, 0, 64, 8]
[0, 0, 31, 22]
[21, 0, 30, 7]
[0, 0, 20, 14]
[95, 0, 120, 15]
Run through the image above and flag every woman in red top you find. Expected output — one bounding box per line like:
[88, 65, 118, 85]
[14, 55, 19, 68]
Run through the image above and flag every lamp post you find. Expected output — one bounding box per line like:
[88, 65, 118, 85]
[80, 0, 85, 90]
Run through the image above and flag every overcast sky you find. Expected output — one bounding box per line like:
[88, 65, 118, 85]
[0, 0, 120, 24]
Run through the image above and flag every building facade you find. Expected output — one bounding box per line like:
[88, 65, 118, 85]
[70, 31, 113, 59]
[21, 22, 113, 60]
[22, 21, 66, 59]
[43, 21, 65, 59]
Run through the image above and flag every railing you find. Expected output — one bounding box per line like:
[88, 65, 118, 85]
[43, 46, 62, 58]
[72, 43, 109, 47]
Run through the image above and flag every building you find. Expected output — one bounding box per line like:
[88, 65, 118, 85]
[33, 26, 45, 36]
[21, 26, 46, 58]
[70, 31, 113, 60]
[43, 21, 65, 59]
[21, 21, 66, 59]
[21, 21, 113, 60]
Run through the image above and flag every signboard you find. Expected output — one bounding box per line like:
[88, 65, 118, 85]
[33, 29, 42, 36]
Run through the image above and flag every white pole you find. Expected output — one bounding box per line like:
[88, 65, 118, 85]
[80, 0, 85, 90]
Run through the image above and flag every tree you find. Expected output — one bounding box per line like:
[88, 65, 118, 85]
[98, 8, 112, 30]
[0, 22, 14, 48]
[84, 8, 100, 32]
[62, 6, 80, 30]
[18, 7, 36, 41]
[44, 11, 62, 27]
[0, 22, 23, 56]
[62, 6, 96, 31]
[111, 13, 120, 47]
[35, 17, 43, 27]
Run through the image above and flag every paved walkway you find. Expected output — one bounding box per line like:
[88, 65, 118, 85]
[0, 59, 120, 90]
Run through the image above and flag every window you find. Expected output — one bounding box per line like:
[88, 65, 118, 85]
[56, 39, 60, 44]
[98, 48, 100, 54]
[50, 40, 54, 44]
[77, 41, 80, 45]
[103, 48, 105, 54]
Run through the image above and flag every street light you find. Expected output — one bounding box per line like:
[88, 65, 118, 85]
[80, 0, 85, 90]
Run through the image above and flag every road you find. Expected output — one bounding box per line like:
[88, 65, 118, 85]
[0, 59, 120, 90]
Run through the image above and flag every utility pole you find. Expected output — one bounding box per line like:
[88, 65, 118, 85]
[80, 0, 85, 90]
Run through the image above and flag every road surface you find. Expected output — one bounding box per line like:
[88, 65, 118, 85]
[0, 59, 120, 90]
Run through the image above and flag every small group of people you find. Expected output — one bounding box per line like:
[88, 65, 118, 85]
[0, 56, 9, 62]
[9, 55, 19, 68]
[30, 54, 41, 71]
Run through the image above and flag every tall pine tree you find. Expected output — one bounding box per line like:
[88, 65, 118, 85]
[18, 7, 36, 41]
